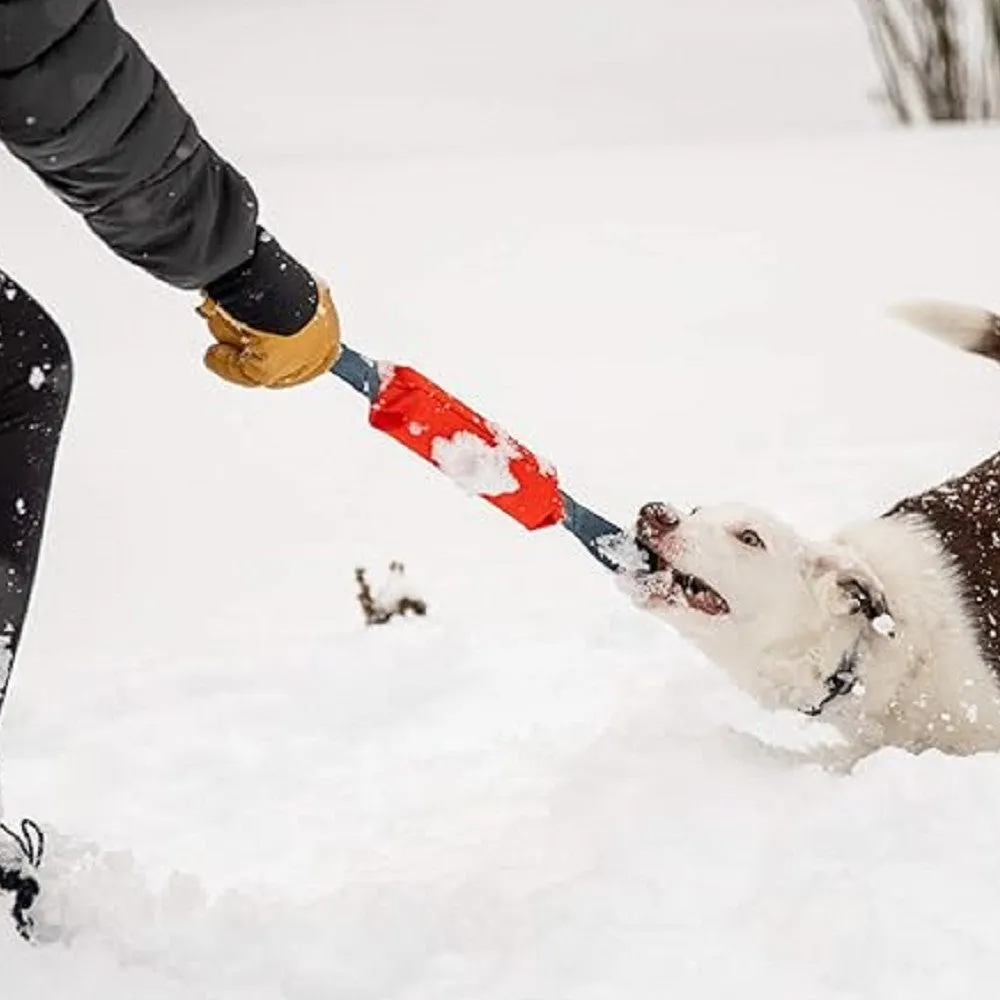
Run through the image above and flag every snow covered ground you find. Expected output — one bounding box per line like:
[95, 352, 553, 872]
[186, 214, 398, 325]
[3, 0, 1000, 996]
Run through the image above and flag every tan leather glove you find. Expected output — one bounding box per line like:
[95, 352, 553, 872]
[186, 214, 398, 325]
[198, 282, 342, 388]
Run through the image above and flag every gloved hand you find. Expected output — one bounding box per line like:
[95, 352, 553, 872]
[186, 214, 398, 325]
[198, 281, 342, 389]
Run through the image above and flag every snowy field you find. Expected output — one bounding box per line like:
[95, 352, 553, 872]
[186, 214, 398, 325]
[4, 0, 1000, 996]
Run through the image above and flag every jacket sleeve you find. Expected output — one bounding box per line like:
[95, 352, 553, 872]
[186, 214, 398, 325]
[0, 0, 258, 290]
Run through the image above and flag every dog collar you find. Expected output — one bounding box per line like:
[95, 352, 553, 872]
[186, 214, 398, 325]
[800, 604, 897, 718]
[801, 636, 863, 718]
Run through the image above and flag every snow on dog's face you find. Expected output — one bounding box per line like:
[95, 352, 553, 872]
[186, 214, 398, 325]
[627, 501, 889, 713]
[628, 502, 816, 638]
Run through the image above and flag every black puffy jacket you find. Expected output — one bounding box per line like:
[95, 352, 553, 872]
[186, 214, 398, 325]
[0, 0, 258, 290]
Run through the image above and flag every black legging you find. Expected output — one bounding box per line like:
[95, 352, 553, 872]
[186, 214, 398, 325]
[0, 271, 72, 717]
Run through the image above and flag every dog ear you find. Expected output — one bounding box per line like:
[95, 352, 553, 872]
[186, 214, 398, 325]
[810, 546, 896, 638]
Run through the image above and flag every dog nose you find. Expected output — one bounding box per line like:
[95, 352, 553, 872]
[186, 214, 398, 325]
[637, 502, 681, 542]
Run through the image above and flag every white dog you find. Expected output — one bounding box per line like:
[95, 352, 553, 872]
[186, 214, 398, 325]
[628, 301, 1000, 757]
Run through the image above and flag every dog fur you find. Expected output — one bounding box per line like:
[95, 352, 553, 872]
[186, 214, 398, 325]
[629, 300, 1000, 757]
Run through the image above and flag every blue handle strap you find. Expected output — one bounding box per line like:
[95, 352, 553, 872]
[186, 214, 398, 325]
[560, 491, 653, 574]
[331, 344, 381, 401]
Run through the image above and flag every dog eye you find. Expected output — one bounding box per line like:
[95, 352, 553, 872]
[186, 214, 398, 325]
[735, 528, 765, 550]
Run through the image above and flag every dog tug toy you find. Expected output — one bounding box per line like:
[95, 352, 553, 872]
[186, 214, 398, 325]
[331, 346, 653, 575]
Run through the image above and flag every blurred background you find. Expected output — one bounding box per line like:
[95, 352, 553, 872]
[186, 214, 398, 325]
[112, 0, 881, 161]
[110, 0, 1000, 162]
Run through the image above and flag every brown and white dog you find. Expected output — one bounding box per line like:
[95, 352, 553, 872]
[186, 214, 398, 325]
[628, 301, 1000, 757]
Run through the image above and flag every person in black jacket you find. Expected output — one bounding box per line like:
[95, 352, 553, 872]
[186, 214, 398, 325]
[0, 0, 342, 937]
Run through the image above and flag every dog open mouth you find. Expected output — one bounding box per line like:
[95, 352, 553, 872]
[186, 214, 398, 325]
[642, 555, 730, 616]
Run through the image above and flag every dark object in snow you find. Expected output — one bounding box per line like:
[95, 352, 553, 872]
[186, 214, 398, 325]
[355, 564, 428, 626]
[0, 818, 45, 942]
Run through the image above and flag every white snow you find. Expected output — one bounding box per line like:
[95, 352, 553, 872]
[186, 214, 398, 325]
[2, 0, 1000, 996]
[372, 562, 427, 613]
[597, 530, 654, 575]
[430, 430, 520, 497]
[871, 613, 897, 638]
[28, 367, 45, 391]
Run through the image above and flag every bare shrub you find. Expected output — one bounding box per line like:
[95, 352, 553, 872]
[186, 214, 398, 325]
[857, 0, 1000, 122]
[355, 563, 428, 626]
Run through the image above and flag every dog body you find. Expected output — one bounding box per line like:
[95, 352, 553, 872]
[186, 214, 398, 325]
[630, 302, 1000, 756]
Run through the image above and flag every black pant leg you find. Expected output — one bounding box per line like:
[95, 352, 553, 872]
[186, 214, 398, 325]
[0, 271, 72, 716]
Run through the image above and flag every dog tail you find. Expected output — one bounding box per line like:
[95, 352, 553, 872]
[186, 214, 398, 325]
[889, 300, 1000, 363]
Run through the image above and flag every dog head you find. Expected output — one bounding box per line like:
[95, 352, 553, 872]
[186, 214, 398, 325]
[627, 501, 894, 713]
